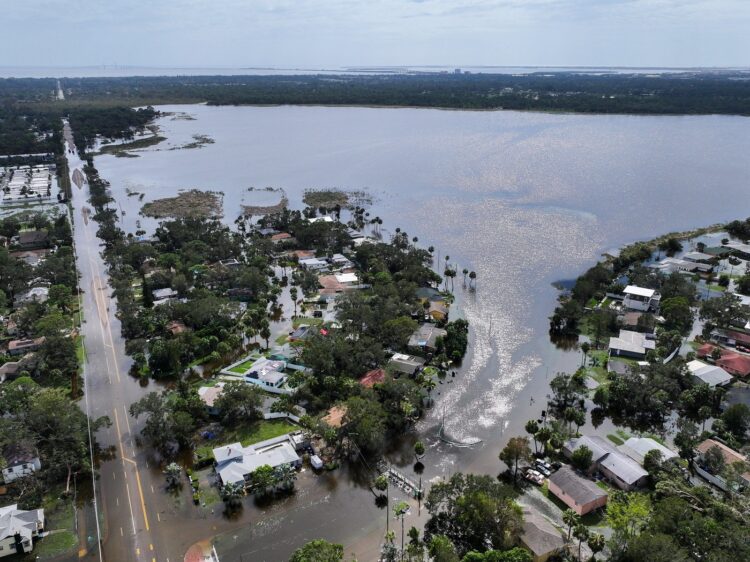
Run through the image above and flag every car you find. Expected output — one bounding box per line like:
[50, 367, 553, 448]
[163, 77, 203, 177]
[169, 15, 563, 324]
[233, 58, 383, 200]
[524, 469, 545, 486]
[312, 310, 323, 318]
[534, 460, 551, 477]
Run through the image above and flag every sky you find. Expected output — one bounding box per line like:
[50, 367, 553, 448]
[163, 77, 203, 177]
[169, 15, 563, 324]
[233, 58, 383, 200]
[2, 0, 749, 70]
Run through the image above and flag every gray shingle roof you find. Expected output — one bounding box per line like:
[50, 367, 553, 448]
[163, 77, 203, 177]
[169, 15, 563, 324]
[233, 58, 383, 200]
[549, 467, 608, 506]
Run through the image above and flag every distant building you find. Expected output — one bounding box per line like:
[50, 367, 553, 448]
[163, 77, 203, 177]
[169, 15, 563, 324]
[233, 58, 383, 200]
[547, 467, 608, 516]
[0, 504, 44, 557]
[622, 285, 660, 312]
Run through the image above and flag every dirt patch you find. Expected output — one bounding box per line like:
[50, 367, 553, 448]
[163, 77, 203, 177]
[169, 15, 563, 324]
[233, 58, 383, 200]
[303, 188, 373, 209]
[141, 189, 223, 219]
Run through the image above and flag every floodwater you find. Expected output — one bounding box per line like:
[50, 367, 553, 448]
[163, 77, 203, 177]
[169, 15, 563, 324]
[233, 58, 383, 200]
[91, 105, 750, 558]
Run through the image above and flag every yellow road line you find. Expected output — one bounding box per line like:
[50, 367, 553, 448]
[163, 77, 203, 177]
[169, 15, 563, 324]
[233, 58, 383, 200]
[135, 468, 150, 531]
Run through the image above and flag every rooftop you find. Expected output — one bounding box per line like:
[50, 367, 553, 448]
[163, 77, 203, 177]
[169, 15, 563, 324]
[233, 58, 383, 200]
[687, 360, 733, 387]
[549, 467, 608, 506]
[624, 285, 655, 298]
[617, 437, 677, 465]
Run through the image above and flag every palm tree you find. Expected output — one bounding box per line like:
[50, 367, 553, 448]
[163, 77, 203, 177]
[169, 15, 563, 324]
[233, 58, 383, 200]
[374, 474, 390, 534]
[562, 509, 580, 542]
[393, 501, 410, 558]
[289, 287, 298, 317]
[573, 523, 590, 560]
[462, 268, 468, 286]
[580, 341, 590, 367]
[422, 376, 436, 407]
[414, 441, 425, 460]
[469, 271, 476, 290]
[535, 426, 552, 455]
[525, 420, 540, 454]
[428, 245, 434, 254]
[588, 533, 606, 561]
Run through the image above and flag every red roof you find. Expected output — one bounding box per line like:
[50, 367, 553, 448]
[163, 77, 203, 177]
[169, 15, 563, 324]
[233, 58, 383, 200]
[696, 343, 716, 358]
[360, 368, 387, 388]
[725, 330, 750, 346]
[271, 232, 292, 241]
[717, 353, 750, 377]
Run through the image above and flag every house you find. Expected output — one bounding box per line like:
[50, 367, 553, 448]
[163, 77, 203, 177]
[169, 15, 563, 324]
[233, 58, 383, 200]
[694, 438, 750, 492]
[1, 443, 41, 483]
[10, 249, 50, 268]
[548, 467, 608, 516]
[244, 358, 288, 390]
[428, 301, 449, 322]
[197, 383, 224, 416]
[152, 287, 178, 300]
[360, 368, 387, 388]
[408, 324, 447, 353]
[16, 230, 48, 250]
[299, 257, 328, 271]
[622, 285, 660, 312]
[0, 504, 44, 557]
[334, 272, 359, 285]
[687, 360, 733, 388]
[716, 352, 750, 378]
[608, 329, 656, 360]
[650, 258, 712, 275]
[703, 246, 732, 258]
[683, 251, 715, 264]
[329, 253, 353, 268]
[213, 433, 303, 487]
[617, 437, 678, 466]
[14, 286, 49, 305]
[289, 325, 313, 342]
[564, 435, 648, 490]
[8, 337, 45, 356]
[307, 215, 334, 223]
[563, 435, 613, 472]
[270, 232, 292, 243]
[388, 353, 425, 376]
[724, 242, 750, 260]
[218, 258, 241, 269]
[519, 507, 566, 562]
[598, 452, 649, 490]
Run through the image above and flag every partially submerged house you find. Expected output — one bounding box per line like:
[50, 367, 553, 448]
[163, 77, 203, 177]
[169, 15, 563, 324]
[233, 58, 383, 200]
[197, 383, 225, 416]
[608, 329, 656, 360]
[213, 433, 305, 487]
[14, 286, 49, 306]
[0, 504, 45, 557]
[547, 467, 608, 516]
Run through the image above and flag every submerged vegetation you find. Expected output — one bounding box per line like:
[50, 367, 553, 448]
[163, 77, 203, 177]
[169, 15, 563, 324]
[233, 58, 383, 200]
[141, 189, 224, 219]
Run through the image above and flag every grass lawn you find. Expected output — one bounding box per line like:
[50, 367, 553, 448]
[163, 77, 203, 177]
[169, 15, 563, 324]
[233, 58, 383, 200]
[195, 420, 298, 462]
[292, 316, 323, 328]
[35, 495, 77, 559]
[275, 334, 288, 345]
[607, 434, 625, 446]
[75, 335, 86, 372]
[228, 358, 257, 374]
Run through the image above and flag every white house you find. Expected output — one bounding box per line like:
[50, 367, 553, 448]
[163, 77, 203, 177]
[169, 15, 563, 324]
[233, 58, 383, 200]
[334, 272, 359, 285]
[0, 504, 44, 557]
[617, 437, 678, 466]
[687, 360, 733, 388]
[622, 285, 660, 312]
[1, 444, 41, 484]
[299, 258, 328, 271]
[608, 330, 656, 360]
[213, 433, 304, 486]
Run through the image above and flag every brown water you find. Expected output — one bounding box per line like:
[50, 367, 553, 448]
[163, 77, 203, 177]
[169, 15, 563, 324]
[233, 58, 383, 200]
[91, 105, 750, 559]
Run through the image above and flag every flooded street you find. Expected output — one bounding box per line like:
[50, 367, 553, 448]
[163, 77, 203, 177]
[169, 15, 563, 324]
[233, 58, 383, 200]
[87, 105, 750, 560]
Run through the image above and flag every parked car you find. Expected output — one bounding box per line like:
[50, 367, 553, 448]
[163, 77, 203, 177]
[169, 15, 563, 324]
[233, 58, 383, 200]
[313, 310, 323, 318]
[534, 460, 551, 476]
[524, 468, 545, 486]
